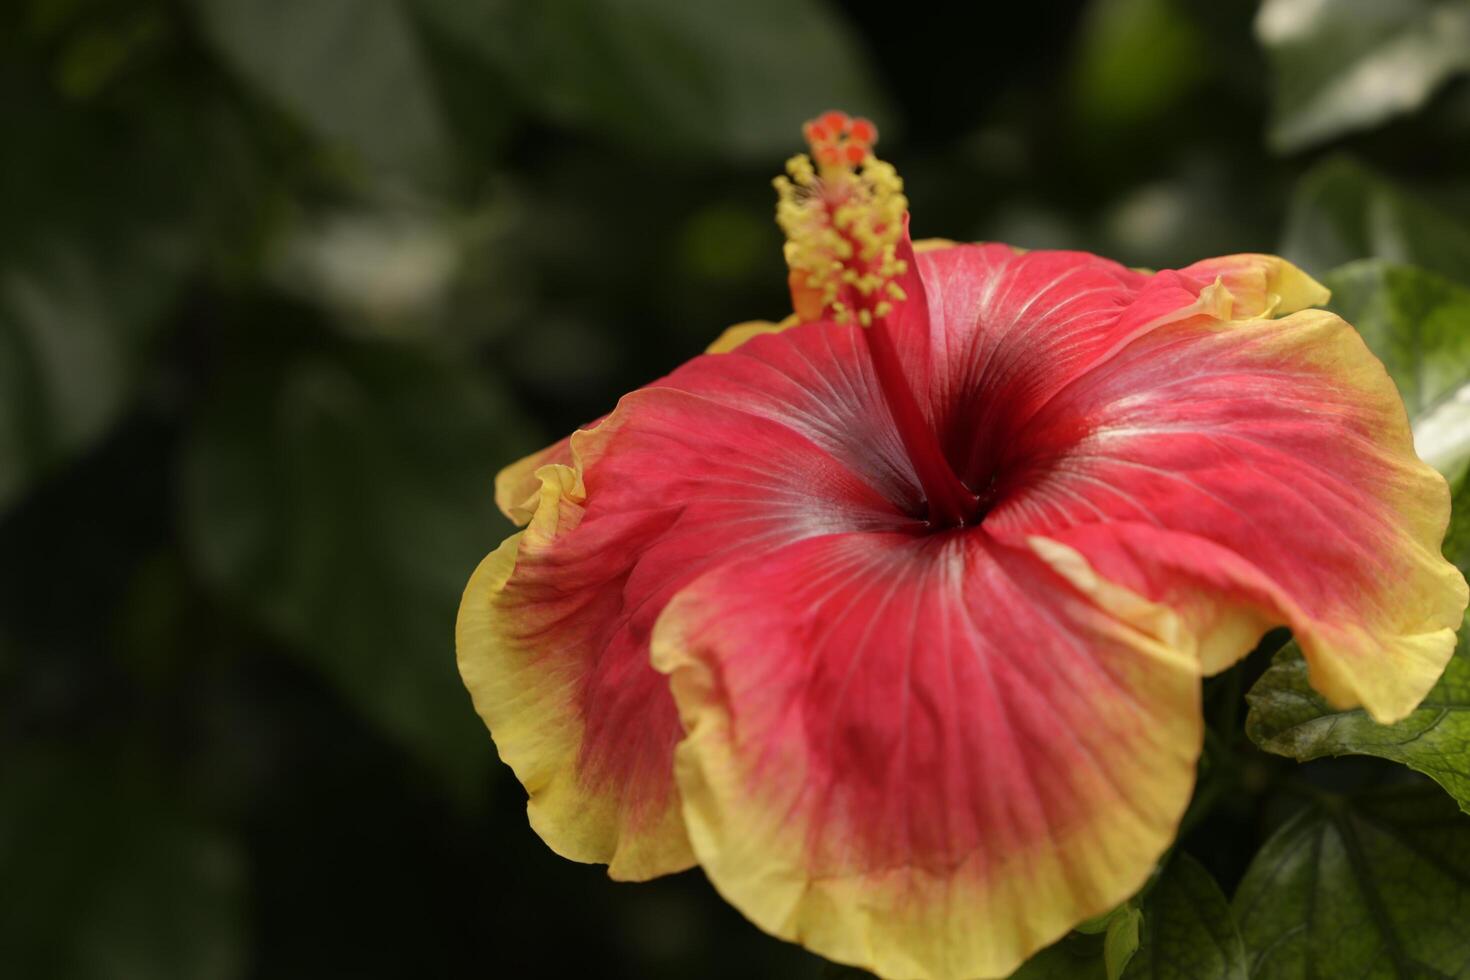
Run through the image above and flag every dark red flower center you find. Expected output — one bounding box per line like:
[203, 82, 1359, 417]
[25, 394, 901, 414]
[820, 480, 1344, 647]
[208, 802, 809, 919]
[776, 113, 980, 530]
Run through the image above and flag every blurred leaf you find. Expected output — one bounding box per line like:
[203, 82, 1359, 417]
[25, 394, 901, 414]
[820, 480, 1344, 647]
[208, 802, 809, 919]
[677, 203, 770, 283]
[0, 754, 244, 979]
[1325, 261, 1470, 419]
[194, 0, 883, 172]
[55, 6, 167, 99]
[1281, 157, 1470, 284]
[1010, 931, 1110, 980]
[272, 205, 461, 332]
[1122, 856, 1245, 980]
[1256, 0, 1470, 152]
[1072, 0, 1204, 129]
[1415, 383, 1470, 488]
[1076, 902, 1129, 936]
[0, 73, 194, 515]
[422, 0, 888, 159]
[1326, 261, 1470, 478]
[190, 0, 454, 185]
[182, 331, 534, 795]
[1233, 784, 1470, 977]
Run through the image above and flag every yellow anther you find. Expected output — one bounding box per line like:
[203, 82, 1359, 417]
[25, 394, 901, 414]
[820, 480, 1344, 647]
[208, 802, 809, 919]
[786, 154, 816, 186]
[773, 115, 910, 326]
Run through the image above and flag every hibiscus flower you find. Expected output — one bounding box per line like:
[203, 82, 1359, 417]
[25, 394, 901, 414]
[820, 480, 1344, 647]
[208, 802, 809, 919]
[457, 112, 1467, 980]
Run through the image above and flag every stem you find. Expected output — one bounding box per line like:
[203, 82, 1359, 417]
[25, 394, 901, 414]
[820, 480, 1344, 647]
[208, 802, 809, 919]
[864, 315, 978, 528]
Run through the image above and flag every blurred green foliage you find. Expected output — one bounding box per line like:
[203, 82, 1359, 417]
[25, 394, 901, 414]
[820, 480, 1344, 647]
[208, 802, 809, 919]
[1257, 0, 1470, 152]
[1280, 156, 1470, 283]
[2, 0, 1469, 977]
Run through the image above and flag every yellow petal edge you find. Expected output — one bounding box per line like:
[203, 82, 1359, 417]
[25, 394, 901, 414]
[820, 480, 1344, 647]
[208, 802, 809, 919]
[458, 435, 695, 881]
[1250, 307, 1466, 723]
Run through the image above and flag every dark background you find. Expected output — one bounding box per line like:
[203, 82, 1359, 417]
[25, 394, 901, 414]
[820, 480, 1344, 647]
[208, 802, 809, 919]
[3, 1, 1468, 977]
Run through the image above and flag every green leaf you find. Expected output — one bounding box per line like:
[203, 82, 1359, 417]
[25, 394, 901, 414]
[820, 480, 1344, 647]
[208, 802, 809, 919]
[1414, 383, 1470, 487]
[0, 72, 195, 514]
[1009, 932, 1110, 980]
[1011, 857, 1244, 980]
[1447, 472, 1470, 575]
[1256, 0, 1470, 152]
[1325, 261, 1470, 480]
[1325, 261, 1470, 421]
[1121, 855, 1246, 980]
[1281, 158, 1470, 285]
[1071, 0, 1205, 130]
[190, 0, 454, 184]
[427, 0, 888, 160]
[0, 753, 245, 979]
[181, 331, 534, 795]
[1104, 904, 1143, 980]
[1248, 624, 1470, 816]
[1233, 784, 1470, 978]
[1076, 904, 1127, 937]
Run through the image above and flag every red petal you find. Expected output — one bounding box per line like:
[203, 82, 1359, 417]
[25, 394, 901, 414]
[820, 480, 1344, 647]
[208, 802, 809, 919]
[653, 530, 1201, 979]
[493, 317, 805, 526]
[986, 306, 1467, 722]
[900, 244, 1153, 487]
[460, 323, 919, 879]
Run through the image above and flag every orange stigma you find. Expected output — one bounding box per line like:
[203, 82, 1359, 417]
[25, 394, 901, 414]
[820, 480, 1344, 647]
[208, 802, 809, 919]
[802, 110, 878, 168]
